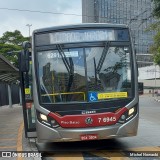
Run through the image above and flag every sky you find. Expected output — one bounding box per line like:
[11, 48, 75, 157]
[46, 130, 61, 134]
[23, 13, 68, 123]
[0, 0, 82, 37]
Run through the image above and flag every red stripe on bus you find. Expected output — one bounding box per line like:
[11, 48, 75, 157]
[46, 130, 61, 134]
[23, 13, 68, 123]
[48, 107, 128, 128]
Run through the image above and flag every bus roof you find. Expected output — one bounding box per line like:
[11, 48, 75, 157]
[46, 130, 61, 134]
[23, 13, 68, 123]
[33, 23, 129, 34]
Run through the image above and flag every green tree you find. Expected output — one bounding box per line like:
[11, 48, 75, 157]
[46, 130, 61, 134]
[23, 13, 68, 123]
[152, 0, 160, 18]
[0, 30, 29, 67]
[147, 1, 160, 65]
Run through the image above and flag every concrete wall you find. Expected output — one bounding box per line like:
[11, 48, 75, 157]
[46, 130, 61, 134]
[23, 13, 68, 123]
[138, 79, 160, 88]
[138, 65, 160, 80]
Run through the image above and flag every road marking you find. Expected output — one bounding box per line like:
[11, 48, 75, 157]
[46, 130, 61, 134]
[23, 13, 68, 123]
[87, 150, 130, 160]
[16, 121, 24, 160]
[0, 145, 17, 149]
[128, 146, 160, 151]
[80, 147, 160, 160]
[51, 153, 84, 160]
[41, 146, 160, 159]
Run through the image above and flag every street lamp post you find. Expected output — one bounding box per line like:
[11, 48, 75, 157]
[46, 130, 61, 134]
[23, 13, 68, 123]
[155, 64, 157, 96]
[26, 24, 32, 37]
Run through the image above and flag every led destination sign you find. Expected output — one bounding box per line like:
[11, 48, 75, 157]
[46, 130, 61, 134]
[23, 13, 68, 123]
[35, 28, 129, 45]
[49, 29, 115, 44]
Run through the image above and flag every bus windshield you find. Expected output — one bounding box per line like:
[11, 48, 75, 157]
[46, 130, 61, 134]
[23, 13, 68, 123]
[37, 44, 132, 103]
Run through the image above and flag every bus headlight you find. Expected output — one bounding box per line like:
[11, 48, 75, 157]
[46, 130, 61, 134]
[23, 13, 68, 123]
[128, 107, 135, 116]
[118, 107, 137, 124]
[40, 113, 48, 121]
[37, 112, 60, 128]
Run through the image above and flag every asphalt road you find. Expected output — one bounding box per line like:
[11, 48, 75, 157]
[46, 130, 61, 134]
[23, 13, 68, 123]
[37, 95, 160, 159]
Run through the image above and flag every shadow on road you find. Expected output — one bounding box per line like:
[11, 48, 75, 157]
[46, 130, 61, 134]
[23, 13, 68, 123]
[37, 138, 128, 153]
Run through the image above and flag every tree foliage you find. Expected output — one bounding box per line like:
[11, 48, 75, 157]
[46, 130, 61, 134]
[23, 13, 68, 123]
[148, 0, 160, 65]
[0, 30, 29, 67]
[152, 0, 160, 18]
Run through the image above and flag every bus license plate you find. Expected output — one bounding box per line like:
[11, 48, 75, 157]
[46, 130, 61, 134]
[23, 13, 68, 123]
[80, 134, 98, 141]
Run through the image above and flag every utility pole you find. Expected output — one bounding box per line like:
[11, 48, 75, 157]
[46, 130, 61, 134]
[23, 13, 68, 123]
[155, 64, 157, 96]
[26, 24, 32, 37]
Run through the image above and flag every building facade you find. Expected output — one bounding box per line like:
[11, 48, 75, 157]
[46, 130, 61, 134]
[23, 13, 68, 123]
[82, 0, 156, 67]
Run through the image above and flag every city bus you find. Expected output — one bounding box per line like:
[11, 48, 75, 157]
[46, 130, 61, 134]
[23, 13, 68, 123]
[19, 23, 139, 142]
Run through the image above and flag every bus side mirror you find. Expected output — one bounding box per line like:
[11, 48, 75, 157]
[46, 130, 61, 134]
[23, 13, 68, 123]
[19, 41, 31, 72]
[19, 50, 29, 72]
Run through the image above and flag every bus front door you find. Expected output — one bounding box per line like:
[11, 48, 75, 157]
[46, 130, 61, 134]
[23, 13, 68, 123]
[20, 60, 37, 138]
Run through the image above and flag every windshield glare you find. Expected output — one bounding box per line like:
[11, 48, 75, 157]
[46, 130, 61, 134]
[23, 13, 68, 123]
[37, 45, 132, 103]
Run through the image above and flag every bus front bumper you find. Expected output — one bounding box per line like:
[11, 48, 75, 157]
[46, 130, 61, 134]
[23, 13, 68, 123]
[36, 113, 138, 143]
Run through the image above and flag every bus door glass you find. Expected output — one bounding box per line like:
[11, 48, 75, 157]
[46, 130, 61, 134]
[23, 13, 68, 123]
[22, 58, 36, 138]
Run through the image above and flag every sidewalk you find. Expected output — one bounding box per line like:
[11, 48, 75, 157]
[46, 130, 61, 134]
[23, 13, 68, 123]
[0, 105, 40, 160]
[153, 95, 160, 102]
[140, 93, 160, 102]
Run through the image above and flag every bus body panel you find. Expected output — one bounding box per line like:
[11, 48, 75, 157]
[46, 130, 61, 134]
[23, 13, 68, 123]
[33, 23, 129, 35]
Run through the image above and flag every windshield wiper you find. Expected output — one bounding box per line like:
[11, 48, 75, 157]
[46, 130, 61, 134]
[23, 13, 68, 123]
[96, 42, 110, 74]
[67, 57, 74, 92]
[56, 44, 70, 73]
[56, 44, 74, 96]
[93, 57, 97, 85]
